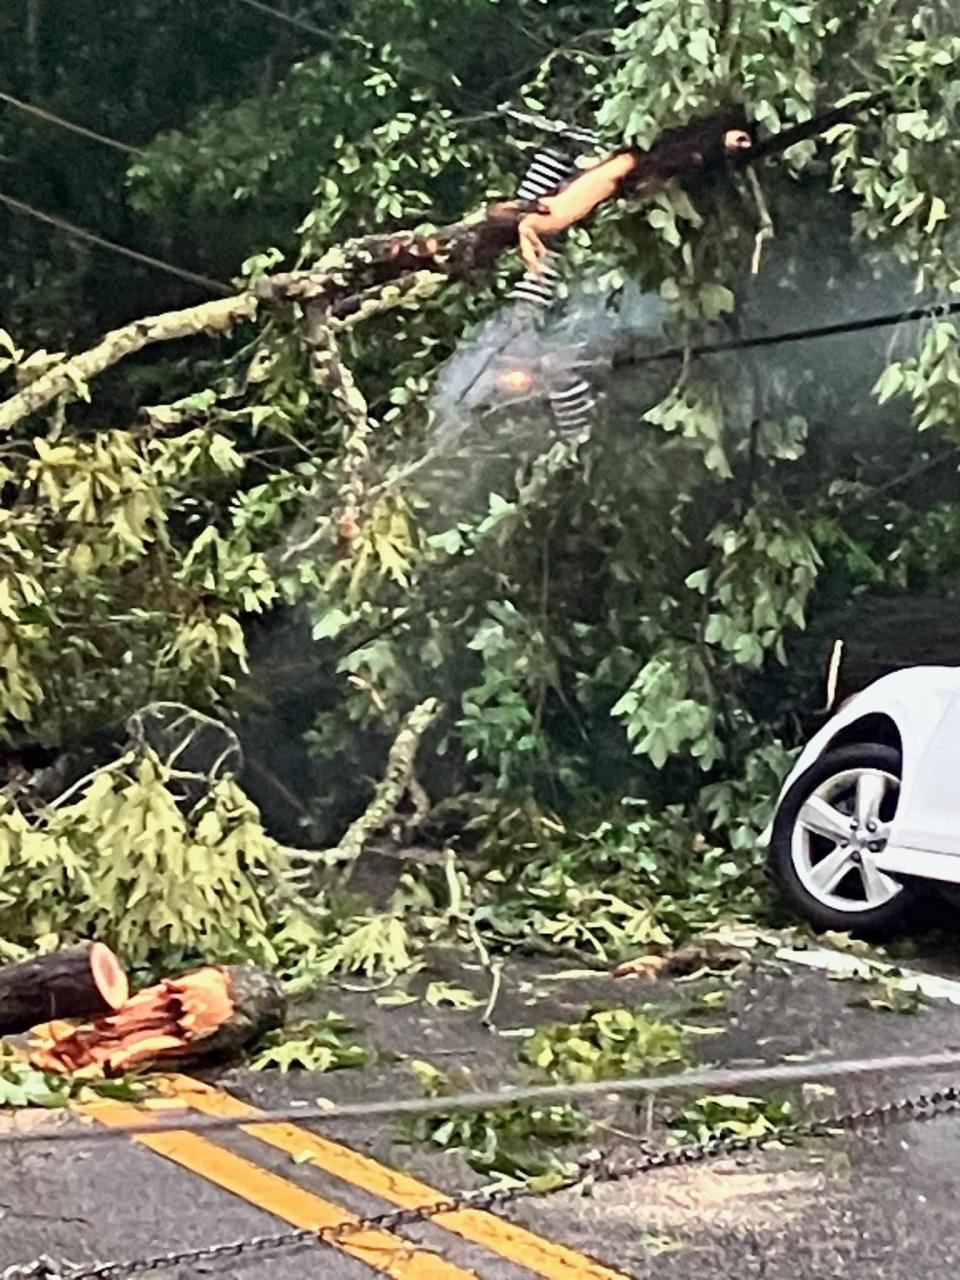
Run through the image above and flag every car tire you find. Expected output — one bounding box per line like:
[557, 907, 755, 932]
[769, 742, 925, 940]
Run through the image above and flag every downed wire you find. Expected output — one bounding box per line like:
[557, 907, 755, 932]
[7, 1079, 960, 1279]
[2, 1046, 960, 1147]
[613, 297, 960, 371]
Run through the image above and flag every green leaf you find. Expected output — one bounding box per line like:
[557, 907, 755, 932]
[926, 196, 948, 233]
[891, 193, 925, 226]
[424, 982, 481, 1010]
[312, 607, 352, 640]
[376, 990, 419, 1007]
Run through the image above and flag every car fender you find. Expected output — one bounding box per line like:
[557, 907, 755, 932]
[760, 666, 960, 847]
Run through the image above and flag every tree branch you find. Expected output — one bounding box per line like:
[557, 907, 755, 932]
[293, 697, 441, 879]
[304, 303, 373, 538]
[0, 96, 882, 436]
[330, 696, 440, 876]
[0, 296, 257, 433]
[0, 205, 523, 435]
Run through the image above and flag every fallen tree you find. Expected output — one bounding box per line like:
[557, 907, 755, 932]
[28, 964, 285, 1076]
[2, 5, 959, 983]
[0, 101, 890, 437]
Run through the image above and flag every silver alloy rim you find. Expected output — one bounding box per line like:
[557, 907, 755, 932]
[791, 766, 902, 913]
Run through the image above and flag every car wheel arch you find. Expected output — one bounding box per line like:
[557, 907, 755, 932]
[824, 712, 902, 758]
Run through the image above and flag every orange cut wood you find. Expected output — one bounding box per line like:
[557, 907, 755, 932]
[27, 964, 285, 1076]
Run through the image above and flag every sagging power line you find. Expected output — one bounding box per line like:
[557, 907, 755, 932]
[2, 1046, 959, 1148]
[615, 298, 960, 370]
[0, 89, 142, 156]
[0, 190, 231, 296]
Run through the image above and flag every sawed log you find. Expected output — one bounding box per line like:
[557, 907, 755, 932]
[0, 943, 129, 1035]
[28, 964, 286, 1076]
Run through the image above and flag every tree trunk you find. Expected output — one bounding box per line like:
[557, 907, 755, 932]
[28, 964, 285, 1076]
[0, 943, 128, 1035]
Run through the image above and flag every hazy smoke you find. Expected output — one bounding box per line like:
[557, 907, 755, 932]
[411, 279, 676, 522]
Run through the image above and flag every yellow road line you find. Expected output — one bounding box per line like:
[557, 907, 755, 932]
[160, 1074, 635, 1280]
[77, 1096, 479, 1280]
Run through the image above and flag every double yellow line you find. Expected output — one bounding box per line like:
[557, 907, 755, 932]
[79, 1076, 634, 1280]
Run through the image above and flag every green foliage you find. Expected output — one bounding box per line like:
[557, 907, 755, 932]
[401, 1060, 588, 1181]
[480, 794, 777, 955]
[459, 600, 558, 790]
[0, 1045, 143, 1109]
[248, 1013, 369, 1073]
[424, 982, 481, 1010]
[670, 1093, 795, 1143]
[522, 1007, 689, 1083]
[694, 510, 821, 668]
[312, 914, 417, 980]
[611, 643, 723, 771]
[481, 864, 672, 962]
[0, 406, 276, 744]
[701, 740, 799, 852]
[847, 974, 927, 1014]
[832, 966, 929, 1014]
[6, 0, 960, 963]
[0, 751, 292, 968]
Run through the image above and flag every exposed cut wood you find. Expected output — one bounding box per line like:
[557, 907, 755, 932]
[27, 964, 285, 1076]
[0, 943, 129, 1035]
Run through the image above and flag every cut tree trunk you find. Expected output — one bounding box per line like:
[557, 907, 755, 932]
[28, 964, 286, 1076]
[0, 943, 129, 1035]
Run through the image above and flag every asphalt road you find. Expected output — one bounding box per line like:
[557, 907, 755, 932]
[3, 948, 960, 1279]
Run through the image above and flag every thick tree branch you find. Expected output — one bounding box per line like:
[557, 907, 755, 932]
[292, 698, 441, 879]
[331, 696, 440, 874]
[0, 98, 886, 436]
[304, 303, 373, 538]
[0, 207, 524, 435]
[330, 270, 447, 328]
[257, 205, 530, 310]
[0, 296, 257, 433]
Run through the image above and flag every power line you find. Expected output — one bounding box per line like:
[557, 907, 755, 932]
[0, 190, 231, 296]
[0, 89, 142, 156]
[232, 0, 326, 38]
[1, 181, 955, 349]
[2, 1046, 959, 1148]
[614, 297, 960, 370]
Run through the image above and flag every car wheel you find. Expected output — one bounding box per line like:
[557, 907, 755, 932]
[769, 742, 924, 938]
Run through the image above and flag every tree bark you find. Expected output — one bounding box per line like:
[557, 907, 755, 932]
[0, 207, 519, 435]
[27, 964, 285, 1075]
[0, 943, 128, 1035]
[291, 697, 441, 879]
[0, 295, 256, 433]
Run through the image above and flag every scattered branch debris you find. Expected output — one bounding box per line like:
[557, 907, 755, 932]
[248, 1012, 368, 1073]
[0, 1044, 142, 1110]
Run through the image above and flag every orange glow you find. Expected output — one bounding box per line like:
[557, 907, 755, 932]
[499, 367, 534, 392]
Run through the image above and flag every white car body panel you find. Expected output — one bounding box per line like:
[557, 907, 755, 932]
[774, 666, 960, 884]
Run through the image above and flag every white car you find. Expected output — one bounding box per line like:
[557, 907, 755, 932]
[769, 665, 960, 936]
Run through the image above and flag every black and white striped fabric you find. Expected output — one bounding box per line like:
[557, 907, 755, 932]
[515, 146, 575, 202]
[509, 146, 575, 308]
[503, 111, 604, 433]
[547, 375, 595, 432]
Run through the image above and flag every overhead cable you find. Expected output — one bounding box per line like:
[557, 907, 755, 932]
[0, 190, 231, 295]
[233, 0, 326, 38]
[0, 89, 142, 155]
